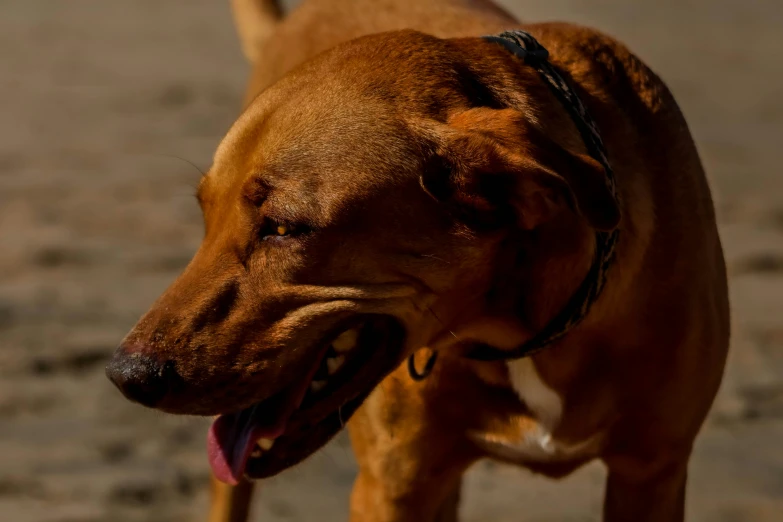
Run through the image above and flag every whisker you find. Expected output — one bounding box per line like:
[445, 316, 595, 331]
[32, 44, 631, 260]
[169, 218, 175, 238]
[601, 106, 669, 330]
[420, 253, 451, 265]
[426, 305, 462, 342]
[146, 153, 208, 200]
[154, 153, 208, 177]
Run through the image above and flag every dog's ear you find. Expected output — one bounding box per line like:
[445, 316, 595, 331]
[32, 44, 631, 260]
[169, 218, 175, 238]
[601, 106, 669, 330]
[418, 108, 620, 231]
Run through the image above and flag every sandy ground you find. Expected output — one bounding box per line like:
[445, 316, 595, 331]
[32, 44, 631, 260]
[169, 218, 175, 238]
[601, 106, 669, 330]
[1, 0, 781, 521]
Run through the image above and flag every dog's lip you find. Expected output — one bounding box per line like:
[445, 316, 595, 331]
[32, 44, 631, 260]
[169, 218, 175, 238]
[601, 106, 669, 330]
[207, 315, 403, 484]
[207, 350, 322, 485]
[242, 316, 406, 479]
[244, 388, 371, 479]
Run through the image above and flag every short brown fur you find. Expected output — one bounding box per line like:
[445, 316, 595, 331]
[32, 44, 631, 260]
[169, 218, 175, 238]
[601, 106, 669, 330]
[108, 1, 729, 521]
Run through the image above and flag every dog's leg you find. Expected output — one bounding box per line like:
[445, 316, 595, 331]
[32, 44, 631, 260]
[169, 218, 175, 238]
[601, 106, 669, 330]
[433, 479, 462, 522]
[602, 453, 689, 522]
[207, 475, 255, 522]
[350, 470, 464, 522]
[347, 378, 475, 522]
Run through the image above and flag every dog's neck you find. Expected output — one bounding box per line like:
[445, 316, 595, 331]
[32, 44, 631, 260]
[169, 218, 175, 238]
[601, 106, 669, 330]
[505, 214, 596, 336]
[449, 212, 595, 354]
[450, 33, 619, 361]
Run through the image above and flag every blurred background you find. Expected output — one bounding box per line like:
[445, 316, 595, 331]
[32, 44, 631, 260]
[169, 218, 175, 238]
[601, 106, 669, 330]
[1, 0, 781, 521]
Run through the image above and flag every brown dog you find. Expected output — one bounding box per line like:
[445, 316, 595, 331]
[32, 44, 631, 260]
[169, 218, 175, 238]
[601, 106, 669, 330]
[106, 1, 730, 521]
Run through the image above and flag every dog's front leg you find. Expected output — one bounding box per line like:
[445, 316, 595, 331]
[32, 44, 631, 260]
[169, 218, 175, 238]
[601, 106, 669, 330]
[350, 471, 462, 522]
[347, 376, 476, 522]
[602, 452, 689, 522]
[207, 475, 255, 522]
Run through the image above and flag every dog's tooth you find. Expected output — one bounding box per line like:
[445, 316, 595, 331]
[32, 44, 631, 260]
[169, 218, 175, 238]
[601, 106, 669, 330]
[310, 380, 327, 393]
[257, 438, 275, 451]
[326, 355, 345, 375]
[332, 329, 358, 353]
[250, 447, 263, 458]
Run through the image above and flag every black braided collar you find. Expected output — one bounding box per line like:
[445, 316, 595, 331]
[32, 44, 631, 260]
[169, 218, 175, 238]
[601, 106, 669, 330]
[463, 30, 621, 362]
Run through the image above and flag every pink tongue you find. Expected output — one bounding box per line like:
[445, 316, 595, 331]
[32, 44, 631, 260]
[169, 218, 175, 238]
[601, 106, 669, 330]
[207, 413, 280, 485]
[207, 352, 329, 484]
[207, 380, 317, 484]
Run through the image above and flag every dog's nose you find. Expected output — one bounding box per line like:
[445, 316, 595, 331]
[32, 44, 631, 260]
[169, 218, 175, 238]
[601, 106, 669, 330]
[105, 346, 178, 407]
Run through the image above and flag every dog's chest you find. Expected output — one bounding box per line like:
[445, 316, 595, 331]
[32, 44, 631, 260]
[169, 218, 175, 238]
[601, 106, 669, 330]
[482, 358, 600, 463]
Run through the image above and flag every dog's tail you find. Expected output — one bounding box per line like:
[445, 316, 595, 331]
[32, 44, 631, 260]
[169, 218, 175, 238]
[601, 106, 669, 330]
[230, 0, 283, 62]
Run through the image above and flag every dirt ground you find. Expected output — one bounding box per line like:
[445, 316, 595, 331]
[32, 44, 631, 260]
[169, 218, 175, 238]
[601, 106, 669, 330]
[1, 0, 781, 521]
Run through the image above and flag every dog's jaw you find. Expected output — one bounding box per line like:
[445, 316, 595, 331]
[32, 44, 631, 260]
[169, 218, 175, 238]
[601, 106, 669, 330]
[207, 317, 406, 483]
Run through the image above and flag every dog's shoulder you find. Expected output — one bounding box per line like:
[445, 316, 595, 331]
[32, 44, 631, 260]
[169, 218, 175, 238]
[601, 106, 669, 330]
[526, 22, 675, 119]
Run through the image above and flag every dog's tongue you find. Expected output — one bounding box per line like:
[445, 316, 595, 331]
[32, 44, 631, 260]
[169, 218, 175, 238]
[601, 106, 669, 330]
[207, 365, 323, 484]
[207, 350, 331, 484]
[207, 412, 281, 485]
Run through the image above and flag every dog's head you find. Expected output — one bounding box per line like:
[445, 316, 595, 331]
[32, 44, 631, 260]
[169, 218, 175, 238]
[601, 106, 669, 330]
[106, 31, 618, 483]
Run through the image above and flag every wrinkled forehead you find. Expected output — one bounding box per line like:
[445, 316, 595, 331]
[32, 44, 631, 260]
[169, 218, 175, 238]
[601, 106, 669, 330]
[209, 87, 419, 204]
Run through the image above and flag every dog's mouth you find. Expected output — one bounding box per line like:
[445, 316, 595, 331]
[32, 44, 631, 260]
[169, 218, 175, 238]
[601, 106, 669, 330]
[207, 315, 405, 484]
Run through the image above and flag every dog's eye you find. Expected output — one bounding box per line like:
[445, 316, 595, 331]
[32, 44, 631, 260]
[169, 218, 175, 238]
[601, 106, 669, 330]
[260, 218, 304, 241]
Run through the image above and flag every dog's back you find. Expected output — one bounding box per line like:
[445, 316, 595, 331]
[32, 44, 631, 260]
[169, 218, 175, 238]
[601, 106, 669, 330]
[233, 0, 520, 102]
